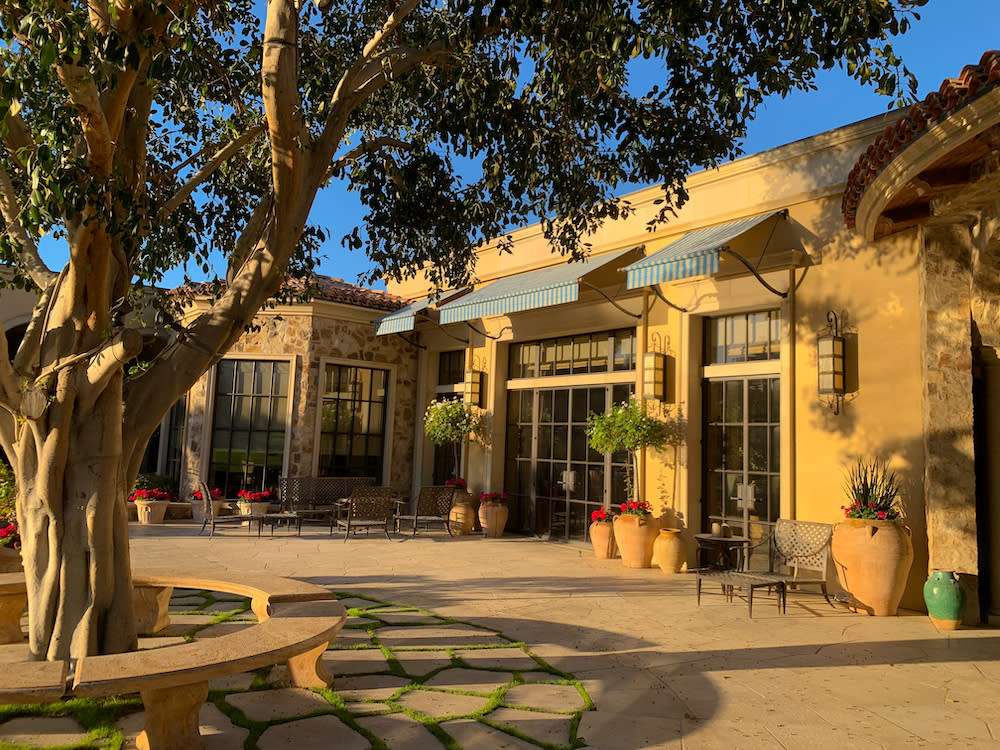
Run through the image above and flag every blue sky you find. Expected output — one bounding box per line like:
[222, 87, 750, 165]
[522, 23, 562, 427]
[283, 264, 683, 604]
[35, 1, 1000, 291]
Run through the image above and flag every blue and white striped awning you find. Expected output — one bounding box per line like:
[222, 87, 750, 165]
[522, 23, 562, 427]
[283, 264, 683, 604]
[373, 297, 434, 336]
[624, 212, 784, 289]
[437, 246, 638, 325]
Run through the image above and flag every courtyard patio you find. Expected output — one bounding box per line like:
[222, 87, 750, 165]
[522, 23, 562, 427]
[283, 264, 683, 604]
[1, 521, 998, 749]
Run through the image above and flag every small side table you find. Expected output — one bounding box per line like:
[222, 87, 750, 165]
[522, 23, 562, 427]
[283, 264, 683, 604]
[694, 533, 751, 570]
[696, 570, 786, 617]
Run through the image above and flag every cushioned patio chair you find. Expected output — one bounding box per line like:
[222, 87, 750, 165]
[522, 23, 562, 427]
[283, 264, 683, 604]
[334, 486, 395, 541]
[394, 486, 455, 536]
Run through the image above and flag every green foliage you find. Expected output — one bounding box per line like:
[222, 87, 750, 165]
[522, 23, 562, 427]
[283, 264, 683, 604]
[0, 1, 927, 298]
[423, 399, 486, 447]
[586, 398, 686, 502]
[0, 462, 16, 525]
[585, 399, 683, 456]
[843, 459, 902, 521]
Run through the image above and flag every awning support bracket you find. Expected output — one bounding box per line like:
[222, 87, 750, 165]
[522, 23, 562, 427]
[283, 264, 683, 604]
[395, 332, 426, 350]
[717, 247, 789, 298]
[578, 280, 642, 319]
[651, 286, 688, 313]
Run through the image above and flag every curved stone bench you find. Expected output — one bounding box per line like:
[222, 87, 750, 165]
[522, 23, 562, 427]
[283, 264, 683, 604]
[0, 569, 346, 750]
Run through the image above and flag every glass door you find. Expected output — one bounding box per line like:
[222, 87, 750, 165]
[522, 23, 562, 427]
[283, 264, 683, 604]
[505, 384, 632, 541]
[703, 376, 780, 565]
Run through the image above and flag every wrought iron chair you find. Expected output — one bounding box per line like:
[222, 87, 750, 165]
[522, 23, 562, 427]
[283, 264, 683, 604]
[334, 486, 395, 541]
[197, 482, 255, 537]
[394, 486, 455, 536]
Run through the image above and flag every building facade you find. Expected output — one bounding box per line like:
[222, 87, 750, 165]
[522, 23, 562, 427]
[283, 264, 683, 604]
[379, 52, 1000, 621]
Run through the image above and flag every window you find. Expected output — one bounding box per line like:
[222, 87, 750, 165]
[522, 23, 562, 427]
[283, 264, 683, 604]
[438, 350, 464, 386]
[705, 311, 781, 365]
[318, 363, 389, 482]
[210, 360, 289, 496]
[509, 329, 635, 379]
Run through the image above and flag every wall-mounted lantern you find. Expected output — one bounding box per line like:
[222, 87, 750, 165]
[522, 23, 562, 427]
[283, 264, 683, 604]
[642, 351, 667, 402]
[463, 369, 485, 408]
[817, 311, 845, 414]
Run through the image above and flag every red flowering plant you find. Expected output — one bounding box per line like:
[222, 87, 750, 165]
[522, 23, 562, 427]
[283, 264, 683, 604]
[237, 489, 272, 503]
[842, 459, 902, 521]
[128, 488, 173, 502]
[445, 477, 467, 490]
[618, 499, 653, 517]
[591, 507, 614, 523]
[0, 523, 19, 549]
[479, 491, 507, 504]
[192, 487, 223, 501]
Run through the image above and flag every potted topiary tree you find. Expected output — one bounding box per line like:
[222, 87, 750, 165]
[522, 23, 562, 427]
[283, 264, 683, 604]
[423, 399, 487, 480]
[586, 398, 685, 568]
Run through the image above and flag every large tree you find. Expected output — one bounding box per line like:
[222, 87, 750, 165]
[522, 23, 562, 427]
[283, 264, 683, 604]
[0, 0, 925, 660]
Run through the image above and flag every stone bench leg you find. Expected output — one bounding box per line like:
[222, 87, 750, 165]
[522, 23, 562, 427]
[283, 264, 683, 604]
[137, 681, 208, 750]
[284, 641, 334, 689]
[133, 585, 173, 634]
[0, 591, 26, 644]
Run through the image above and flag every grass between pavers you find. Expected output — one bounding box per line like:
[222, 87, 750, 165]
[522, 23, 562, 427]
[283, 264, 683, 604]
[0, 589, 593, 750]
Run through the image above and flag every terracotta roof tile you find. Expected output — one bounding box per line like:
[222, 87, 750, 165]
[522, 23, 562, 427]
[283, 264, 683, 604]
[842, 50, 1000, 228]
[179, 274, 406, 313]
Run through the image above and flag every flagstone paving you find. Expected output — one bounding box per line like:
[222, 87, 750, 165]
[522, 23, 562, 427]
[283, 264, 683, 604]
[0, 588, 594, 749]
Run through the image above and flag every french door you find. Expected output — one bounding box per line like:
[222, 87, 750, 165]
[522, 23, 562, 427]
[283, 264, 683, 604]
[505, 384, 632, 541]
[703, 376, 780, 559]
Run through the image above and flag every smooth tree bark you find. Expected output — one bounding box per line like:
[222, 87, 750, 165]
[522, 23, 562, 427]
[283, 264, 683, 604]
[0, 0, 927, 660]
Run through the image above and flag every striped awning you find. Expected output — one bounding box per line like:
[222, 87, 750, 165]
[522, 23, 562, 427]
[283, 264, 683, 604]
[437, 246, 638, 325]
[624, 212, 785, 289]
[373, 297, 434, 336]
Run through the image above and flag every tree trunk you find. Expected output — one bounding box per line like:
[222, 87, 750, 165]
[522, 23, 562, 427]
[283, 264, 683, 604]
[15, 367, 137, 661]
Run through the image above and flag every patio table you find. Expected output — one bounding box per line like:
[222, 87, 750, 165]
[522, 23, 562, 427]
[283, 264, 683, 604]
[696, 569, 786, 617]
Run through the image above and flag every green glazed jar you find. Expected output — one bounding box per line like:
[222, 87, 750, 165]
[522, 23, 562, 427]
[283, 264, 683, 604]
[923, 571, 965, 630]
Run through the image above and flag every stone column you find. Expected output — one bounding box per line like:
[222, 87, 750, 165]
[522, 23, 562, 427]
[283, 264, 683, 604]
[921, 222, 979, 617]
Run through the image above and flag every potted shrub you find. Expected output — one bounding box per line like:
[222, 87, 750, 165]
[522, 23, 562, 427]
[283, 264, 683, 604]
[589, 507, 617, 559]
[191, 486, 224, 524]
[236, 489, 273, 523]
[0, 463, 20, 571]
[831, 459, 913, 616]
[423, 399, 487, 481]
[129, 487, 174, 524]
[586, 398, 683, 568]
[477, 491, 508, 538]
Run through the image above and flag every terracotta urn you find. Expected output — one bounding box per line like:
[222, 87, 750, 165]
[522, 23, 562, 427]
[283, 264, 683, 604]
[134, 499, 170, 525]
[448, 490, 476, 535]
[478, 502, 509, 538]
[613, 514, 659, 568]
[589, 521, 617, 559]
[652, 528, 685, 573]
[923, 570, 966, 630]
[832, 518, 913, 616]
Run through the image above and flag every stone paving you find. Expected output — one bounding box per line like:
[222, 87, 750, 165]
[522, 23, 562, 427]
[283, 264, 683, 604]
[1, 522, 1000, 748]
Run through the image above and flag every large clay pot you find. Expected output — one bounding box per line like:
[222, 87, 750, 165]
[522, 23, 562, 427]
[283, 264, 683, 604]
[135, 500, 170, 525]
[478, 502, 509, 538]
[614, 514, 659, 568]
[449, 491, 475, 535]
[238, 501, 271, 527]
[923, 570, 966, 630]
[0, 546, 22, 573]
[589, 521, 617, 559]
[832, 518, 913, 616]
[652, 528, 685, 573]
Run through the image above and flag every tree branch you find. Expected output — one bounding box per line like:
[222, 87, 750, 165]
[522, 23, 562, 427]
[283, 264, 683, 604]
[361, 0, 423, 60]
[0, 62, 37, 171]
[226, 194, 274, 285]
[262, 0, 304, 239]
[159, 124, 266, 219]
[78, 328, 142, 414]
[325, 136, 412, 180]
[54, 64, 114, 175]
[0, 163, 57, 288]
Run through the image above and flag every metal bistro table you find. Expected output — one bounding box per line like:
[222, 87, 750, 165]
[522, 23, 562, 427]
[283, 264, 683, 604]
[694, 533, 751, 570]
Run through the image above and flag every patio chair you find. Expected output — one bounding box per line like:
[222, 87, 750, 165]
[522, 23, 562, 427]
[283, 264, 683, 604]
[334, 486, 395, 541]
[198, 482, 256, 537]
[769, 518, 834, 606]
[394, 485, 455, 536]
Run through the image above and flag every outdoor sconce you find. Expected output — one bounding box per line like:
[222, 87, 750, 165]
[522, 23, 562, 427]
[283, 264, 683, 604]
[642, 351, 667, 401]
[463, 369, 484, 408]
[817, 311, 845, 414]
